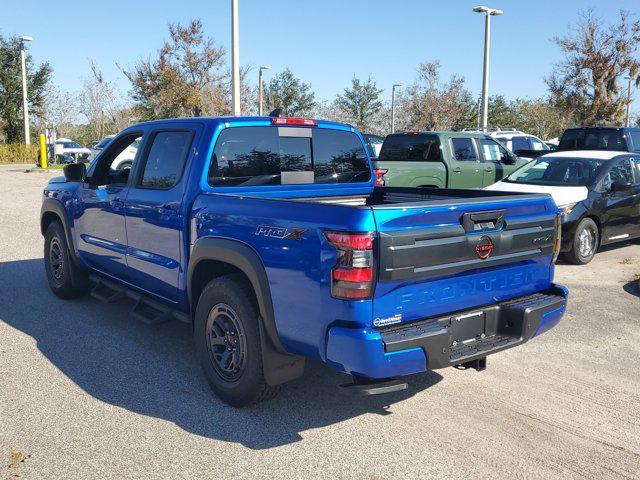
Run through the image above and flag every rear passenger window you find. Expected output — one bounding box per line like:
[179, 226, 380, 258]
[139, 131, 193, 188]
[451, 138, 477, 161]
[209, 127, 370, 186]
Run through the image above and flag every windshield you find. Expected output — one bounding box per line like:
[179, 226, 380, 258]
[503, 156, 606, 186]
[559, 129, 627, 151]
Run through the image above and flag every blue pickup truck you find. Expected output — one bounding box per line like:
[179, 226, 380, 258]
[40, 116, 568, 406]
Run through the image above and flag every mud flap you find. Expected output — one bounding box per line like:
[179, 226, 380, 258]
[258, 317, 305, 386]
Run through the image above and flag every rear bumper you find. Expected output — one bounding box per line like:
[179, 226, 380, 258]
[325, 284, 568, 378]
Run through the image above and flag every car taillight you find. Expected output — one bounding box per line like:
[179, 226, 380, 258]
[553, 214, 562, 263]
[270, 117, 317, 126]
[373, 169, 388, 186]
[325, 231, 375, 300]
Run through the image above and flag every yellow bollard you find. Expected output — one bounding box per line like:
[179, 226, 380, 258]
[39, 133, 48, 168]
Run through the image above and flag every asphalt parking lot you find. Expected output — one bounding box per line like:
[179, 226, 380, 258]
[1, 164, 639, 480]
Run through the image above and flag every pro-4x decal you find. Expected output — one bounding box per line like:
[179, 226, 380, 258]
[255, 225, 308, 241]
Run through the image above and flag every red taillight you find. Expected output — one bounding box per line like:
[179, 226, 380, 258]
[270, 117, 317, 126]
[325, 231, 375, 300]
[333, 267, 372, 282]
[324, 232, 373, 250]
[373, 168, 388, 186]
[404, 131, 420, 135]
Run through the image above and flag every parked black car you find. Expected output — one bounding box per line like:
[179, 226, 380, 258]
[487, 150, 640, 264]
[558, 126, 640, 153]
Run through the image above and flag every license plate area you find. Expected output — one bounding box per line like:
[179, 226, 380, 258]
[451, 311, 486, 345]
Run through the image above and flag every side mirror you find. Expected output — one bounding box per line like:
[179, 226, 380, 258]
[611, 180, 633, 193]
[501, 154, 516, 165]
[63, 163, 86, 183]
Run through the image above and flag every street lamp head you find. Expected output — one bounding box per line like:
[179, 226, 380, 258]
[19, 35, 33, 42]
[393, 83, 403, 88]
[260, 65, 271, 71]
[473, 6, 503, 15]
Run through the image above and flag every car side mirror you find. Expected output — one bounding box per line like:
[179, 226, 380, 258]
[611, 180, 633, 193]
[63, 163, 86, 183]
[502, 154, 516, 165]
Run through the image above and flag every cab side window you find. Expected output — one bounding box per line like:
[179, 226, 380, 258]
[451, 138, 477, 161]
[138, 131, 193, 189]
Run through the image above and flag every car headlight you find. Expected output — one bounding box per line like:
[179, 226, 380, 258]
[559, 203, 576, 216]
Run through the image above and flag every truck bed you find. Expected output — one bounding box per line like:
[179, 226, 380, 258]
[293, 186, 546, 207]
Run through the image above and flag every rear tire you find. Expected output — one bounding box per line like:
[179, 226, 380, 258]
[563, 218, 599, 265]
[44, 221, 90, 299]
[193, 274, 278, 407]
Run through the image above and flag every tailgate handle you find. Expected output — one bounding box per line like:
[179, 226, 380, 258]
[462, 210, 506, 232]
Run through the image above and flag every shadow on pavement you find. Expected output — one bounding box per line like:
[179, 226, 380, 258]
[0, 258, 442, 449]
[622, 279, 640, 298]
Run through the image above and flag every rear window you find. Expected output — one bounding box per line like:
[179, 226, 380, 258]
[378, 134, 442, 162]
[559, 129, 627, 151]
[208, 126, 371, 186]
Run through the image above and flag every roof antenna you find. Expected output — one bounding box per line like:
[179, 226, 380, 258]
[269, 108, 282, 118]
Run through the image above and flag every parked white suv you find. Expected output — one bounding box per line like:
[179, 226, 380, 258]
[486, 129, 550, 160]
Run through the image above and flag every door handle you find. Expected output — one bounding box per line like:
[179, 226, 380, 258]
[484, 167, 493, 172]
[157, 203, 179, 216]
[452, 167, 462, 173]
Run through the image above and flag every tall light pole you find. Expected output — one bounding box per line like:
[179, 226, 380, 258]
[19, 35, 33, 145]
[258, 65, 270, 116]
[624, 75, 632, 127]
[473, 6, 503, 132]
[231, 0, 241, 116]
[391, 83, 402, 133]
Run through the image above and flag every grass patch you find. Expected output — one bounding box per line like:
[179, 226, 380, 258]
[0, 143, 39, 164]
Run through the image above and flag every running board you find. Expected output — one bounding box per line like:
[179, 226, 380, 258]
[88, 274, 190, 325]
[340, 377, 408, 395]
[90, 280, 125, 303]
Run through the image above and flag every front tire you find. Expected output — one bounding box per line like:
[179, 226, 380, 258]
[193, 274, 277, 407]
[44, 221, 90, 298]
[563, 218, 599, 265]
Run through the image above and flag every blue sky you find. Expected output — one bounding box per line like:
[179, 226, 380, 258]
[2, 0, 640, 109]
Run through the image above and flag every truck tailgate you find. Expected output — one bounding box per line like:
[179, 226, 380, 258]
[371, 195, 558, 327]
